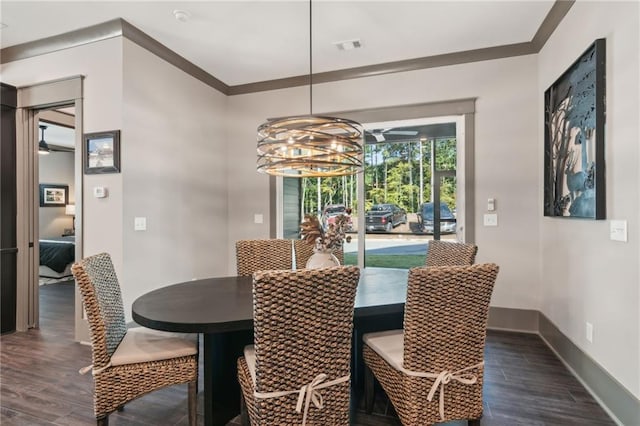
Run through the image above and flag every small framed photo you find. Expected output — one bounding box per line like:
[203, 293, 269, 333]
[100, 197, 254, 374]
[39, 184, 68, 207]
[84, 130, 121, 174]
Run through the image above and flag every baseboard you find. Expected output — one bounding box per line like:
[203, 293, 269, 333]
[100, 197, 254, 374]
[486, 306, 639, 426]
[488, 306, 539, 332]
[539, 313, 639, 426]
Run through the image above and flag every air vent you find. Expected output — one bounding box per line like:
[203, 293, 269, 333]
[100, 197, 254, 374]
[333, 39, 362, 51]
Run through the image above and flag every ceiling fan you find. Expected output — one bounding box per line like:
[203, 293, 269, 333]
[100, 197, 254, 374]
[367, 128, 419, 142]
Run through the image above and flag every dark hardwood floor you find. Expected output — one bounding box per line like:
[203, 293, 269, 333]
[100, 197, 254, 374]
[1, 282, 615, 425]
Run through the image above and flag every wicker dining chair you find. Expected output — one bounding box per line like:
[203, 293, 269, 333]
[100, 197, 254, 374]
[293, 239, 344, 268]
[363, 263, 499, 426]
[237, 266, 361, 425]
[425, 240, 478, 266]
[236, 239, 294, 276]
[71, 253, 198, 426]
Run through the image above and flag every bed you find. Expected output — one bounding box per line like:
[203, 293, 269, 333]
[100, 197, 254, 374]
[39, 236, 75, 278]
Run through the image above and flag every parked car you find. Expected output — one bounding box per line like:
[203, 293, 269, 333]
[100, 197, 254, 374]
[321, 204, 352, 230]
[416, 202, 457, 234]
[365, 203, 407, 232]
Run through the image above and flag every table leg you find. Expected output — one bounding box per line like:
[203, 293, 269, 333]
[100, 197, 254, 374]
[203, 330, 253, 426]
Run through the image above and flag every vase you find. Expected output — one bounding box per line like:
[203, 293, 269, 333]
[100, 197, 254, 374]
[306, 248, 340, 269]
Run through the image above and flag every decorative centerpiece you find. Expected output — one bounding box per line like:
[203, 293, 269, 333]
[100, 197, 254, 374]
[300, 213, 352, 268]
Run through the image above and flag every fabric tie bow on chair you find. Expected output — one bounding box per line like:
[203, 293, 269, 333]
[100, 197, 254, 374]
[254, 373, 350, 426]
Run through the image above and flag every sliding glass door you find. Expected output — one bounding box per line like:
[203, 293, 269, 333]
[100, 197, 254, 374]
[282, 115, 465, 269]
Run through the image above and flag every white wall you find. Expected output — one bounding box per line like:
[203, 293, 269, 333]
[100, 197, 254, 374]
[0, 38, 124, 280]
[1, 37, 228, 324]
[538, 1, 640, 398]
[38, 151, 74, 238]
[121, 40, 228, 319]
[227, 55, 542, 309]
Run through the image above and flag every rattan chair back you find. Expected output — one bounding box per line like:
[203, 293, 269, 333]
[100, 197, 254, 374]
[243, 266, 360, 425]
[403, 264, 498, 373]
[236, 239, 293, 276]
[293, 239, 344, 268]
[425, 240, 478, 267]
[72, 253, 198, 425]
[72, 252, 127, 369]
[363, 263, 499, 425]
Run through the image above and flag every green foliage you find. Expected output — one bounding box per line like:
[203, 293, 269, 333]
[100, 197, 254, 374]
[343, 253, 426, 269]
[301, 137, 458, 215]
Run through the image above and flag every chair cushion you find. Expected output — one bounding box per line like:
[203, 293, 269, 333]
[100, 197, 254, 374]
[244, 345, 257, 384]
[109, 327, 197, 366]
[362, 329, 404, 371]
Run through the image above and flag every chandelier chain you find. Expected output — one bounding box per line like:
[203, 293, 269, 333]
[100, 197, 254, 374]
[309, 0, 313, 115]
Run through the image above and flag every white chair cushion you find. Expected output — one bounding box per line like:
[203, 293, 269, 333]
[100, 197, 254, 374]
[109, 327, 197, 366]
[362, 329, 404, 372]
[244, 345, 257, 384]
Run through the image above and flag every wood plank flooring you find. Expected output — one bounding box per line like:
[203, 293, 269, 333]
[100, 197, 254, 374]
[1, 282, 615, 425]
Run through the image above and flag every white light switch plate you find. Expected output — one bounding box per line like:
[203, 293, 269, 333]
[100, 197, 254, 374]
[254, 214, 264, 224]
[610, 220, 627, 242]
[483, 213, 498, 227]
[134, 217, 147, 231]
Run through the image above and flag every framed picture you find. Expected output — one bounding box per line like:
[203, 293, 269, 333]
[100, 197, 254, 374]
[544, 38, 606, 219]
[39, 184, 68, 207]
[84, 130, 121, 174]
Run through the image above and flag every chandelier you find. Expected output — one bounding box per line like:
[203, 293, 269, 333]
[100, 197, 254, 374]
[256, 0, 363, 177]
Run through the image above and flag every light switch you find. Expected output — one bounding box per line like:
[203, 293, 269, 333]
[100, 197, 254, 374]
[487, 198, 496, 211]
[483, 213, 498, 227]
[254, 214, 264, 224]
[610, 220, 627, 242]
[134, 217, 147, 231]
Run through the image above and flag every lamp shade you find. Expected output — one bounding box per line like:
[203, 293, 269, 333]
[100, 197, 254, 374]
[65, 204, 76, 216]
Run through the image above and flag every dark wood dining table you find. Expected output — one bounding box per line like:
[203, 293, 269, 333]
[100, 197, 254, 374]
[132, 267, 409, 426]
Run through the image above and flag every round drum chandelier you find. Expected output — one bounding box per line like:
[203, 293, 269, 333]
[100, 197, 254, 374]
[256, 0, 364, 178]
[257, 115, 363, 177]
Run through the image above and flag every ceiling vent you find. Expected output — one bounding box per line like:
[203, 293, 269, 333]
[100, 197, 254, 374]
[333, 39, 362, 51]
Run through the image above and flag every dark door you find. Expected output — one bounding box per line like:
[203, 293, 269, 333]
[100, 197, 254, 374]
[1, 82, 17, 334]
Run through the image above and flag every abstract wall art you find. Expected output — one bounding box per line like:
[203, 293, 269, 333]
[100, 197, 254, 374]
[544, 38, 606, 219]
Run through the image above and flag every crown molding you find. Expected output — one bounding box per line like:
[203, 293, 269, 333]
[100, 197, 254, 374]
[229, 42, 536, 95]
[120, 20, 229, 95]
[0, 19, 122, 65]
[1, 1, 574, 96]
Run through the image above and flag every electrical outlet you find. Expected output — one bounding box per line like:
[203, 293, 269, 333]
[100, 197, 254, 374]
[586, 322, 593, 343]
[134, 217, 147, 231]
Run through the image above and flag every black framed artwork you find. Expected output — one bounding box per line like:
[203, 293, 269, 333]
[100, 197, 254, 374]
[84, 130, 121, 174]
[544, 38, 606, 219]
[39, 184, 68, 207]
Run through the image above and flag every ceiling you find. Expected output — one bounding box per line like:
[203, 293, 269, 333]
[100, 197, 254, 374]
[0, 1, 556, 87]
[39, 121, 75, 150]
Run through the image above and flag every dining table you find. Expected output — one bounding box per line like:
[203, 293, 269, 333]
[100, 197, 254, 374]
[132, 267, 409, 426]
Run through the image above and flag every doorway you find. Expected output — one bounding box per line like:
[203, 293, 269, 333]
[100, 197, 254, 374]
[14, 76, 86, 341]
[37, 110, 77, 328]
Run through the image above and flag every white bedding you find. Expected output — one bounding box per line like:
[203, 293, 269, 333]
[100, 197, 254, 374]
[39, 263, 73, 279]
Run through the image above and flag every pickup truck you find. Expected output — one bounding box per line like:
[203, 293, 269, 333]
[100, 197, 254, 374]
[365, 204, 407, 232]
